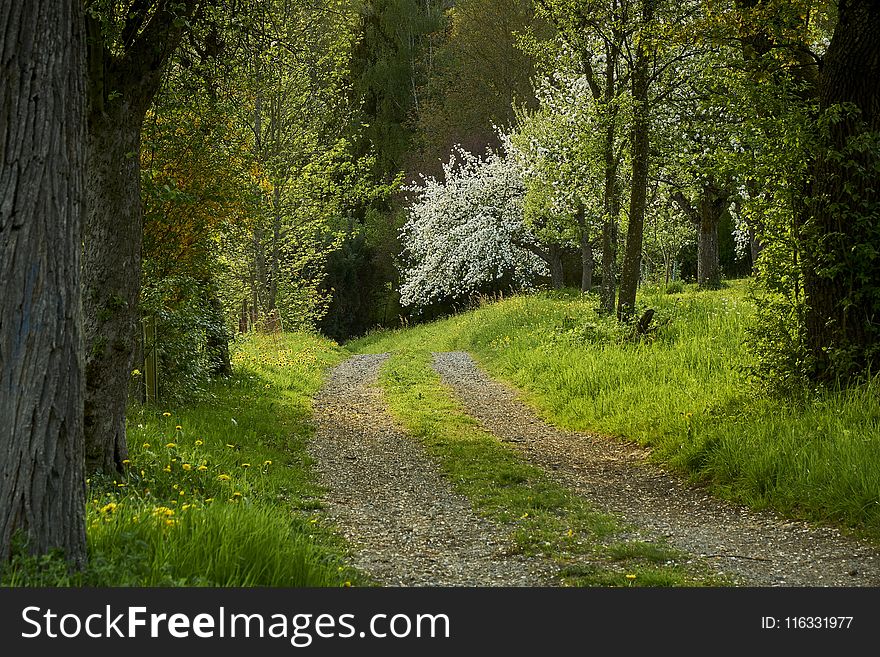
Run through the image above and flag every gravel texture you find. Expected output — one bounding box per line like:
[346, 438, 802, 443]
[308, 353, 556, 586]
[432, 351, 880, 587]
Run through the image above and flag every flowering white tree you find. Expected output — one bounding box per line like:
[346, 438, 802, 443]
[398, 143, 546, 308]
[510, 60, 608, 290]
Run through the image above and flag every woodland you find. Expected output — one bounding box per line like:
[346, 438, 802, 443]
[1, 0, 879, 586]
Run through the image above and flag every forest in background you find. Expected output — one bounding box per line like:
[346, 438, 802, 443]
[1, 0, 879, 570]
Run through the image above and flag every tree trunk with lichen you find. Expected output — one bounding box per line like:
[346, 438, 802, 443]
[82, 2, 199, 474]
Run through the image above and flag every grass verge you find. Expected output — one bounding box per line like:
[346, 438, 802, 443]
[352, 280, 880, 542]
[2, 332, 366, 587]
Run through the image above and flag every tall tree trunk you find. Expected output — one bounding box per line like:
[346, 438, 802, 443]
[548, 243, 565, 290]
[696, 208, 721, 288]
[580, 231, 593, 293]
[83, 112, 141, 473]
[82, 2, 199, 474]
[0, 0, 87, 564]
[599, 38, 620, 314]
[696, 192, 726, 288]
[801, 0, 880, 379]
[618, 0, 653, 320]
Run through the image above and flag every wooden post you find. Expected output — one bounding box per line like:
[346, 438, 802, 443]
[144, 315, 158, 405]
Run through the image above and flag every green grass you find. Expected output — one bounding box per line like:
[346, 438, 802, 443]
[378, 348, 727, 587]
[352, 279, 880, 541]
[2, 332, 366, 587]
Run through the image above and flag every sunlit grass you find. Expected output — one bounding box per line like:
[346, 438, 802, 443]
[352, 279, 880, 541]
[3, 332, 364, 587]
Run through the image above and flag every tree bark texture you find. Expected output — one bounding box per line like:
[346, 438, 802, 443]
[599, 38, 620, 314]
[82, 2, 199, 473]
[672, 187, 727, 288]
[579, 226, 593, 292]
[801, 0, 880, 379]
[548, 243, 565, 290]
[0, 0, 87, 564]
[617, 0, 654, 320]
[82, 112, 141, 473]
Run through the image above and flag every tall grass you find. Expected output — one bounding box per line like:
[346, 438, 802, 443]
[352, 280, 880, 540]
[2, 332, 364, 587]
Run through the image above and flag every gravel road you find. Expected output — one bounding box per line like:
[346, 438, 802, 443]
[432, 351, 880, 587]
[308, 353, 555, 586]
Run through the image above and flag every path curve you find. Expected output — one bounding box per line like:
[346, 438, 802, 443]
[308, 353, 555, 586]
[432, 351, 880, 587]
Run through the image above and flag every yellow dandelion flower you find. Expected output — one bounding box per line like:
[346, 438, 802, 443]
[122, 459, 131, 465]
[175, 425, 182, 431]
[164, 519, 175, 527]
[179, 490, 185, 496]
[205, 498, 214, 503]
[162, 412, 171, 417]
[625, 574, 637, 580]
[194, 440, 203, 446]
[152, 506, 174, 517]
[182, 463, 192, 471]
[241, 463, 251, 468]
[232, 491, 242, 498]
[197, 465, 208, 472]
[226, 444, 235, 449]
[100, 502, 117, 514]
[263, 460, 272, 466]
[165, 442, 176, 448]
[163, 465, 171, 472]
[182, 504, 192, 511]
[142, 442, 150, 448]
[217, 474, 231, 481]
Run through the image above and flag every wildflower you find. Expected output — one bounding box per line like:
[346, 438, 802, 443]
[122, 459, 131, 465]
[226, 444, 235, 449]
[263, 460, 272, 466]
[194, 440, 203, 446]
[162, 412, 171, 417]
[205, 498, 214, 503]
[625, 574, 636, 580]
[232, 492, 242, 499]
[182, 463, 192, 471]
[165, 442, 176, 448]
[179, 490, 185, 496]
[241, 463, 251, 468]
[153, 506, 174, 517]
[100, 502, 117, 514]
[175, 425, 182, 431]
[217, 474, 231, 481]
[163, 465, 171, 472]
[142, 442, 150, 448]
[197, 465, 208, 472]
[165, 519, 175, 527]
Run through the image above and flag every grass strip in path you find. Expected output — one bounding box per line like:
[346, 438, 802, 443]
[378, 347, 730, 587]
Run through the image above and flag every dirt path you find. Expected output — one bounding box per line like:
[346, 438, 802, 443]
[432, 351, 880, 587]
[308, 353, 555, 586]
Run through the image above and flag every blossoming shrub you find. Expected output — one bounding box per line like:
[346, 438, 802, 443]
[398, 142, 546, 309]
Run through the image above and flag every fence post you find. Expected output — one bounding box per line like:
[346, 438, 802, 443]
[144, 315, 159, 405]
